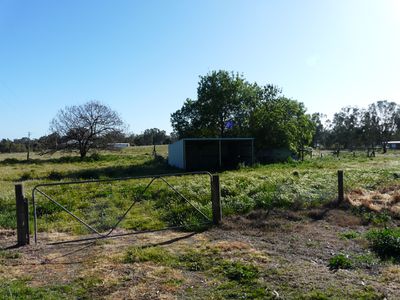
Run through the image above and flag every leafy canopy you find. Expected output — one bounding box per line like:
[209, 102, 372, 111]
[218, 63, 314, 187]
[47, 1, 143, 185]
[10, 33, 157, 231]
[171, 70, 315, 155]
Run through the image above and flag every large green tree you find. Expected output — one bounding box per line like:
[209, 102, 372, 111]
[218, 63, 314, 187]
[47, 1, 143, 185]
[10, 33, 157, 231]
[250, 97, 315, 154]
[171, 70, 260, 138]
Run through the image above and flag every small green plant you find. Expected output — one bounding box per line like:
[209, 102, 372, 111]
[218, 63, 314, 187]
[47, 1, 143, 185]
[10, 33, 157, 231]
[0, 250, 20, 260]
[366, 227, 400, 261]
[217, 261, 259, 283]
[177, 249, 212, 271]
[328, 254, 353, 270]
[353, 252, 380, 269]
[299, 290, 330, 300]
[339, 230, 360, 240]
[353, 207, 392, 226]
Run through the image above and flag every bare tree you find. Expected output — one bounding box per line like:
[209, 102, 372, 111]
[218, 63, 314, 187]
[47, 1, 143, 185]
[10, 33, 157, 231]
[50, 100, 124, 158]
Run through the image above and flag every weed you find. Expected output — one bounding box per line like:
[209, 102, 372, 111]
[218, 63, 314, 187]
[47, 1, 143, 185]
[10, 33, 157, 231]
[339, 230, 360, 240]
[124, 246, 174, 264]
[217, 260, 259, 282]
[214, 281, 267, 299]
[328, 254, 353, 270]
[177, 249, 213, 271]
[0, 250, 20, 260]
[366, 227, 400, 261]
[299, 290, 330, 300]
[353, 252, 380, 269]
[0, 279, 72, 299]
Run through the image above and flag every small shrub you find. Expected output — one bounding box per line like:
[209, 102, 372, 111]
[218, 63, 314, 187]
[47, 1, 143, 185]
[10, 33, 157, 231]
[366, 228, 400, 260]
[328, 254, 353, 270]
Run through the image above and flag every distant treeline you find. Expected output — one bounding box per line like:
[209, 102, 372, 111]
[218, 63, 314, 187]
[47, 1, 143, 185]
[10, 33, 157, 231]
[0, 128, 173, 154]
[313, 101, 400, 152]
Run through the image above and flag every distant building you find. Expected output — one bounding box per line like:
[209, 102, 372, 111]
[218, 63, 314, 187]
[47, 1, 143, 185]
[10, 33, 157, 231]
[108, 143, 130, 150]
[168, 138, 254, 170]
[387, 141, 400, 149]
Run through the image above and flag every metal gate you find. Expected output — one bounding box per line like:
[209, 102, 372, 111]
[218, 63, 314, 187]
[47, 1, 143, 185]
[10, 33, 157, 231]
[31, 172, 221, 245]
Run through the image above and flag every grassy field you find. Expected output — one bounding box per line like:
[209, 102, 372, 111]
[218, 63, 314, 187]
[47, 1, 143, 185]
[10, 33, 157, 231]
[1, 146, 400, 298]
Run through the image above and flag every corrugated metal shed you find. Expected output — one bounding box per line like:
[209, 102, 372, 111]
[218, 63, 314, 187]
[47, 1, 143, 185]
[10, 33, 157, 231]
[168, 138, 254, 170]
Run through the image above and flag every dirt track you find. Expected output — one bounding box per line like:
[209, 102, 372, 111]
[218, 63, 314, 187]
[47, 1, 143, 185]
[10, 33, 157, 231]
[1, 209, 399, 299]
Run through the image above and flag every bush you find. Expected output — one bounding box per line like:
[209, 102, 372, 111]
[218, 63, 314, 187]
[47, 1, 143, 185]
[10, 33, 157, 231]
[366, 228, 400, 260]
[328, 254, 353, 270]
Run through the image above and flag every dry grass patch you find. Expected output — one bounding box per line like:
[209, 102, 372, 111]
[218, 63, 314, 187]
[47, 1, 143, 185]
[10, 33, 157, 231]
[347, 186, 400, 215]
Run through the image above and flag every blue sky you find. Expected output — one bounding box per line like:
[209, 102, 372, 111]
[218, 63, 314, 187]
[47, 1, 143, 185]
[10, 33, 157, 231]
[1, 0, 399, 139]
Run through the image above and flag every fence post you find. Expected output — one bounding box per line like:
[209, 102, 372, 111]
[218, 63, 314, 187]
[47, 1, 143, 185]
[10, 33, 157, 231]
[211, 174, 222, 225]
[15, 183, 29, 246]
[337, 170, 344, 204]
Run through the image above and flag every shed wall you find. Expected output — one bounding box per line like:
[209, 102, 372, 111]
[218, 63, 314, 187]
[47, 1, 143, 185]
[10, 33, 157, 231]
[168, 140, 185, 169]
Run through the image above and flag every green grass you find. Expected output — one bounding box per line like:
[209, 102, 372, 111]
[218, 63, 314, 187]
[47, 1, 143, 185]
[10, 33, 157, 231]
[124, 245, 267, 299]
[2, 147, 400, 234]
[0, 276, 103, 300]
[124, 246, 260, 280]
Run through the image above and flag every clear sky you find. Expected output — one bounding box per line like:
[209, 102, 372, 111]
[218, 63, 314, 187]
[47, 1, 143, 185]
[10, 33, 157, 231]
[1, 0, 399, 139]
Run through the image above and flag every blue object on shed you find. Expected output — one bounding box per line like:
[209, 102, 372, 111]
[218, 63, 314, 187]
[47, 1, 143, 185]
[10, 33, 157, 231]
[168, 138, 254, 170]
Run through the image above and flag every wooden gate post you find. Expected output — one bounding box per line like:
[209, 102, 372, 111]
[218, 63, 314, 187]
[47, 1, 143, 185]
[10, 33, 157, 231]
[15, 184, 29, 246]
[337, 170, 344, 204]
[211, 174, 222, 225]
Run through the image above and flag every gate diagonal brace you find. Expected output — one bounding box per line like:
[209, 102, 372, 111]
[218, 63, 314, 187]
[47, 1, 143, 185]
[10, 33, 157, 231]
[32, 172, 213, 244]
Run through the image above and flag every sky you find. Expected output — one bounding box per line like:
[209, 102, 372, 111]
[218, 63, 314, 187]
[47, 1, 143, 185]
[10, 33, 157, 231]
[1, 0, 400, 139]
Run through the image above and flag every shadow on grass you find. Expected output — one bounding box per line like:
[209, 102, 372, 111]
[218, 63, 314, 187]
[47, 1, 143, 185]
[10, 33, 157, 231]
[48, 157, 183, 180]
[1, 154, 106, 165]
